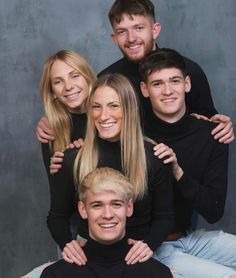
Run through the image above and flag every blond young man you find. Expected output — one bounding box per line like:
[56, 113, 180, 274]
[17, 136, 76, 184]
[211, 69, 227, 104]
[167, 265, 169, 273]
[40, 167, 172, 278]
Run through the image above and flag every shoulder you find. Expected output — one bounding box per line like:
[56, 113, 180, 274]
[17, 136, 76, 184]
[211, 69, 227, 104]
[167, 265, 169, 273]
[125, 258, 172, 278]
[98, 57, 127, 76]
[41, 260, 86, 277]
[182, 55, 207, 78]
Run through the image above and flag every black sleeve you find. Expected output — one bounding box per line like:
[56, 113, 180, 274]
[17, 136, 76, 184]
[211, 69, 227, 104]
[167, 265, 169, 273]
[41, 143, 52, 178]
[46, 149, 78, 250]
[185, 57, 218, 117]
[176, 142, 229, 223]
[144, 157, 174, 250]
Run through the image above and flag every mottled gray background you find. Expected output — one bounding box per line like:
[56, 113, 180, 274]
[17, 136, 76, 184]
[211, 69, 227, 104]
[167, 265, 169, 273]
[0, 1, 235, 277]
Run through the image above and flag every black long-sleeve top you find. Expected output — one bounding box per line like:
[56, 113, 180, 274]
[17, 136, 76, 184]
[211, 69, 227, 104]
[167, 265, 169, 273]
[41, 112, 87, 178]
[143, 110, 229, 233]
[47, 137, 174, 250]
[98, 51, 218, 126]
[40, 236, 173, 278]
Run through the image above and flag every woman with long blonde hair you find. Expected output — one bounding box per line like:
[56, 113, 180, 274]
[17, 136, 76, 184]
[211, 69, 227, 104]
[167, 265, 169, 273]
[48, 73, 174, 266]
[40, 49, 96, 174]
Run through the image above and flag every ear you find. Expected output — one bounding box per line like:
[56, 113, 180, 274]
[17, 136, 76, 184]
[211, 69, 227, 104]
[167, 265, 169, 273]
[153, 22, 161, 40]
[111, 32, 118, 45]
[140, 81, 150, 98]
[78, 201, 88, 219]
[184, 75, 191, 94]
[126, 199, 133, 217]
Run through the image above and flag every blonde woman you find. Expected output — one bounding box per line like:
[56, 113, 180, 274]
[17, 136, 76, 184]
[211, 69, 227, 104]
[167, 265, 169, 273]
[39, 49, 96, 175]
[48, 73, 174, 266]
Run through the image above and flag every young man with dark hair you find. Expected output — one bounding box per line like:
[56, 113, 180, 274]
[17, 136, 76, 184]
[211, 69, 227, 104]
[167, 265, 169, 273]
[139, 48, 236, 278]
[40, 167, 173, 278]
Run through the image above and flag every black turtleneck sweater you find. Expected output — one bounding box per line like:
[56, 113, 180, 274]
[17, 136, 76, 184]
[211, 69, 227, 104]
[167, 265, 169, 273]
[143, 110, 229, 233]
[98, 54, 217, 126]
[40, 237, 173, 278]
[41, 112, 87, 178]
[47, 137, 174, 250]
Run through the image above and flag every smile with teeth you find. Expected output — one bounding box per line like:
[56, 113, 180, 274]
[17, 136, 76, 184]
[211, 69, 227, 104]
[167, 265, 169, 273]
[162, 98, 176, 103]
[65, 92, 80, 100]
[99, 223, 117, 228]
[100, 122, 117, 128]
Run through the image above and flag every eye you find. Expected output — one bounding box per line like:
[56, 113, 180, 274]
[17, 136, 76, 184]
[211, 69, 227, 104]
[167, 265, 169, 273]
[116, 29, 125, 35]
[53, 80, 62, 85]
[91, 203, 101, 209]
[171, 79, 180, 84]
[152, 82, 161, 87]
[72, 73, 80, 78]
[92, 104, 102, 109]
[135, 26, 144, 31]
[112, 202, 123, 208]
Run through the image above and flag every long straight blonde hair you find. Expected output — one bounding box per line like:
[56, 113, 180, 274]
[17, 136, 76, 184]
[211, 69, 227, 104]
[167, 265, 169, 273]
[40, 49, 97, 153]
[74, 73, 147, 200]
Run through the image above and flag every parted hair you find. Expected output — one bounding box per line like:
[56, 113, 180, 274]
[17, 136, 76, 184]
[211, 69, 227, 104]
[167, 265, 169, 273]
[40, 49, 96, 153]
[109, 0, 155, 26]
[74, 73, 147, 200]
[139, 48, 188, 83]
[79, 167, 135, 203]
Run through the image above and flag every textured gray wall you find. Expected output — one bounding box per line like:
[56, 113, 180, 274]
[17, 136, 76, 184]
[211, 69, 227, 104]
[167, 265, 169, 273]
[0, 1, 235, 277]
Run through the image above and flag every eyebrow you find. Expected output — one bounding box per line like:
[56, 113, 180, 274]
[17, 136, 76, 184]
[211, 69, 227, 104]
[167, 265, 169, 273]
[149, 75, 183, 84]
[91, 101, 120, 105]
[89, 199, 125, 205]
[51, 70, 79, 80]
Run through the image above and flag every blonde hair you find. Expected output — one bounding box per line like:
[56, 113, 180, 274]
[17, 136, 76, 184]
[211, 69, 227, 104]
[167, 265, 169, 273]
[79, 167, 134, 203]
[40, 49, 97, 153]
[74, 73, 147, 200]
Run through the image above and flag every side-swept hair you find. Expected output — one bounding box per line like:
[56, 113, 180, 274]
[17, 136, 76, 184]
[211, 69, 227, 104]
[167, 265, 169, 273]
[74, 73, 147, 200]
[109, 0, 155, 26]
[139, 48, 188, 83]
[40, 49, 96, 153]
[79, 167, 134, 203]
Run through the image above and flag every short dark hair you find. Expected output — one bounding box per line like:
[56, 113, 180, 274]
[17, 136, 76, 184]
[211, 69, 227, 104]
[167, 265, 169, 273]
[109, 0, 155, 26]
[139, 48, 188, 83]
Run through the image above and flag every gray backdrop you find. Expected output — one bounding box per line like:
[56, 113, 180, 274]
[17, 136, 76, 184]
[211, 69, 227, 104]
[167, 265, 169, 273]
[0, 1, 235, 277]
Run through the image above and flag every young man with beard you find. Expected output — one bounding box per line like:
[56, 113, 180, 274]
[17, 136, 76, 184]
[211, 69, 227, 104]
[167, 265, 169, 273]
[139, 48, 236, 278]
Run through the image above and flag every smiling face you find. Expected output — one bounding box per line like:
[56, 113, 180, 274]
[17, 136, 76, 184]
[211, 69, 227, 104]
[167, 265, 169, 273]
[79, 189, 133, 245]
[91, 86, 123, 142]
[111, 14, 160, 63]
[141, 67, 191, 123]
[50, 59, 89, 113]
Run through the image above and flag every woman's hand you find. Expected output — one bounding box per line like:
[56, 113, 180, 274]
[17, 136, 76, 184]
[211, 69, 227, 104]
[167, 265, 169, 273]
[50, 151, 64, 175]
[125, 239, 153, 265]
[62, 239, 87, 266]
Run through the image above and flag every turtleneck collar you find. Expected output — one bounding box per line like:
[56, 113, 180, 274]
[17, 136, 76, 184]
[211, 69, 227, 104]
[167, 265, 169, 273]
[145, 109, 192, 142]
[84, 236, 130, 264]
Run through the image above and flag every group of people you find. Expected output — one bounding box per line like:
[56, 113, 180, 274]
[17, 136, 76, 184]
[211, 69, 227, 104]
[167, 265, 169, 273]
[23, 1, 236, 278]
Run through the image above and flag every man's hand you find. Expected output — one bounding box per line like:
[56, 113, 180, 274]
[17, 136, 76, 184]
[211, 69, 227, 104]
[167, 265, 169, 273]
[125, 239, 153, 265]
[153, 143, 183, 181]
[191, 113, 234, 144]
[62, 239, 87, 266]
[36, 116, 55, 143]
[210, 114, 234, 144]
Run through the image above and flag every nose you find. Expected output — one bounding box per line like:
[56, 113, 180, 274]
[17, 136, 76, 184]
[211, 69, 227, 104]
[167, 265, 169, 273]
[163, 83, 173, 95]
[100, 107, 109, 121]
[64, 79, 73, 91]
[127, 29, 136, 43]
[102, 206, 113, 219]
